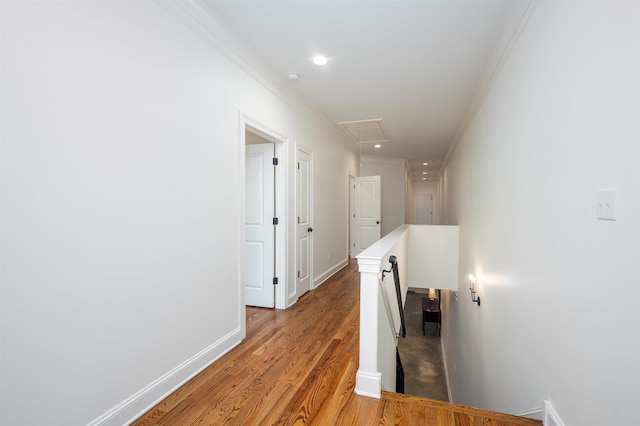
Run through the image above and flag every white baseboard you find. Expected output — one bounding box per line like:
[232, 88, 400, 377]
[355, 370, 382, 398]
[438, 329, 546, 422]
[544, 400, 565, 426]
[440, 337, 453, 402]
[88, 327, 243, 426]
[313, 258, 348, 289]
[511, 407, 544, 421]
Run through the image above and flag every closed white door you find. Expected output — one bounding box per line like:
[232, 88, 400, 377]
[245, 143, 275, 308]
[296, 149, 312, 296]
[413, 193, 433, 225]
[353, 175, 381, 255]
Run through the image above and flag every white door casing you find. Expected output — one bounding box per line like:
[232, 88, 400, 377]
[353, 176, 381, 255]
[296, 149, 312, 296]
[245, 143, 275, 308]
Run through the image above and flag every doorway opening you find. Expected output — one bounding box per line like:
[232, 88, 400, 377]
[245, 131, 276, 308]
[240, 114, 288, 335]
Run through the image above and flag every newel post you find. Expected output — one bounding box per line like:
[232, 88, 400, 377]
[355, 257, 382, 398]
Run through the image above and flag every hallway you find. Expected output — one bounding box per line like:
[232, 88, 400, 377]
[133, 260, 540, 425]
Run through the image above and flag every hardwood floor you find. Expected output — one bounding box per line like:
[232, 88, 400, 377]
[132, 260, 541, 425]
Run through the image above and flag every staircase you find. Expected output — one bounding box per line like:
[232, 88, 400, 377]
[132, 258, 543, 426]
[380, 392, 542, 425]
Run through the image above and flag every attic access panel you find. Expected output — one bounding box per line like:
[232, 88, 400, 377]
[338, 118, 390, 144]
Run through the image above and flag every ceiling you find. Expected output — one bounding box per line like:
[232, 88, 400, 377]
[204, 0, 516, 182]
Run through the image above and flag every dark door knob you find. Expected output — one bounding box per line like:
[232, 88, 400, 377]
[308, 227, 313, 232]
[376, 221, 380, 224]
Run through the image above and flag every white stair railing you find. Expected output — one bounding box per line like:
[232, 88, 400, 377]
[355, 224, 459, 398]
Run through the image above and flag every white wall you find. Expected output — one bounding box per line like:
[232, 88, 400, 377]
[360, 155, 407, 236]
[438, 2, 639, 425]
[407, 226, 458, 291]
[404, 164, 413, 224]
[0, 1, 358, 425]
[312, 135, 359, 287]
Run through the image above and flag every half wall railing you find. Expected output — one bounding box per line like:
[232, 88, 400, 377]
[355, 224, 460, 398]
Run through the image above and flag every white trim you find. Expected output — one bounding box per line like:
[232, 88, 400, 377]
[357, 224, 410, 263]
[88, 328, 242, 426]
[355, 256, 385, 399]
[239, 112, 289, 311]
[238, 114, 248, 336]
[157, 0, 355, 151]
[355, 371, 382, 399]
[313, 258, 349, 288]
[287, 294, 298, 308]
[440, 337, 454, 403]
[544, 400, 565, 426]
[439, 0, 538, 176]
[274, 140, 288, 310]
[511, 407, 544, 421]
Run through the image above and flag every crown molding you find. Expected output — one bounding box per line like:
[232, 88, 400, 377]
[156, 0, 356, 150]
[439, 0, 539, 176]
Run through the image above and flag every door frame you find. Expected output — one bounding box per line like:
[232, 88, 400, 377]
[239, 113, 288, 338]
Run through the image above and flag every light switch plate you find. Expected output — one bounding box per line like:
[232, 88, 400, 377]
[596, 189, 616, 221]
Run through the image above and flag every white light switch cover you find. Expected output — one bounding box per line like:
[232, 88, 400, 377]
[596, 189, 616, 221]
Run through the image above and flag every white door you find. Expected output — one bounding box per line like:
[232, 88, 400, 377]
[353, 175, 381, 256]
[296, 149, 312, 296]
[245, 143, 275, 308]
[349, 175, 355, 258]
[413, 193, 433, 225]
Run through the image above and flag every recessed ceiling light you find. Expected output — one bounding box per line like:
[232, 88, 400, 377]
[313, 55, 328, 65]
[287, 71, 300, 80]
[423, 162, 428, 166]
[374, 144, 381, 148]
[422, 172, 427, 175]
[422, 178, 427, 180]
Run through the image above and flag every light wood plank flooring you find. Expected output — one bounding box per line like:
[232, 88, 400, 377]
[132, 260, 541, 425]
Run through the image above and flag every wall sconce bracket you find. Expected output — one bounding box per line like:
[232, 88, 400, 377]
[469, 275, 481, 306]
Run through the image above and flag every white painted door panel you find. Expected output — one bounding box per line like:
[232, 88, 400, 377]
[296, 149, 312, 296]
[354, 176, 381, 255]
[245, 143, 274, 308]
